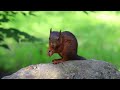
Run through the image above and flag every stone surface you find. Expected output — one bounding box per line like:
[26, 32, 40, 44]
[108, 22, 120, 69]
[2, 60, 120, 79]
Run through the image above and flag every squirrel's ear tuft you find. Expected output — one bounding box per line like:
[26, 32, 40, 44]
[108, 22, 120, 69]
[60, 30, 61, 33]
[59, 30, 62, 37]
[50, 28, 52, 33]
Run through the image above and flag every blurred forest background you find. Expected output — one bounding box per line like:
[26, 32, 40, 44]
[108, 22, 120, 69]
[0, 11, 120, 78]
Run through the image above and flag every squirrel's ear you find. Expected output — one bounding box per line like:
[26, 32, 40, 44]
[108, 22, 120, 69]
[50, 28, 52, 33]
[59, 30, 62, 37]
[60, 30, 61, 33]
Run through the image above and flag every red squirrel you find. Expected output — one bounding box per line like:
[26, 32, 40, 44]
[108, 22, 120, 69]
[48, 28, 86, 64]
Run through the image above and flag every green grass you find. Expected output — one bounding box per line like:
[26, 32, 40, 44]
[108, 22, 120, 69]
[0, 11, 120, 72]
[0, 41, 61, 71]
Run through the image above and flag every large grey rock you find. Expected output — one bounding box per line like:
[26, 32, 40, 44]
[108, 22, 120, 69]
[2, 60, 120, 79]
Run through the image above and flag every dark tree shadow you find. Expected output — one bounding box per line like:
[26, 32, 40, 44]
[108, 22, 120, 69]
[0, 28, 42, 49]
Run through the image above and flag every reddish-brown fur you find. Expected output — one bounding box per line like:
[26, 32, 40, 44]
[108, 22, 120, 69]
[48, 28, 86, 64]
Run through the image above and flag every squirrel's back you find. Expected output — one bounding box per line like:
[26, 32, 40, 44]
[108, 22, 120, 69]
[61, 31, 86, 60]
[62, 31, 77, 39]
[62, 31, 78, 44]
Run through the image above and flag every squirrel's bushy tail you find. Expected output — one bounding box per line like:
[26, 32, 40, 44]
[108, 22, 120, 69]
[76, 55, 86, 60]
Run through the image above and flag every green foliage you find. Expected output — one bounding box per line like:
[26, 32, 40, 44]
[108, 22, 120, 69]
[0, 11, 120, 72]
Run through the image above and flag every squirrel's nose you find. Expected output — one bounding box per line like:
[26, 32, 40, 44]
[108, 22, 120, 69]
[48, 50, 52, 57]
[48, 50, 54, 56]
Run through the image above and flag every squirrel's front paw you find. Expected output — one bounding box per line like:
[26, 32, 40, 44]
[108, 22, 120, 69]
[52, 59, 62, 64]
[52, 59, 59, 64]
